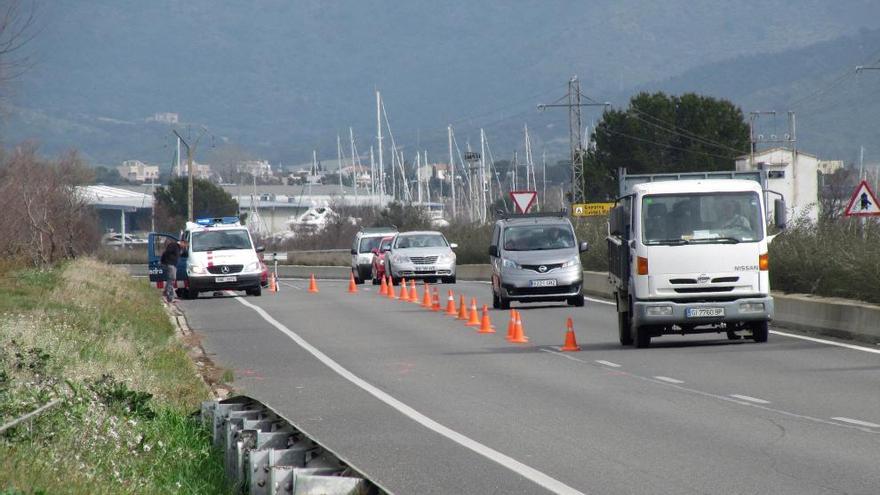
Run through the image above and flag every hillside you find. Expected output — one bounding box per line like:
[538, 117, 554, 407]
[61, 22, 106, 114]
[3, 0, 880, 165]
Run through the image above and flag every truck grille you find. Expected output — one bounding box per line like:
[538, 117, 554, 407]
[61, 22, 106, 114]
[207, 264, 243, 274]
[409, 256, 439, 265]
[674, 286, 734, 294]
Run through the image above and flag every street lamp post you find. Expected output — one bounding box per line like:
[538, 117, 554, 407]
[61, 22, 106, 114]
[172, 127, 209, 222]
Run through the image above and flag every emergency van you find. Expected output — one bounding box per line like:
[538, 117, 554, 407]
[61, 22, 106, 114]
[148, 217, 265, 299]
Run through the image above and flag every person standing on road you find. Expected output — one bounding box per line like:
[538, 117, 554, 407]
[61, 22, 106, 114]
[160, 239, 185, 303]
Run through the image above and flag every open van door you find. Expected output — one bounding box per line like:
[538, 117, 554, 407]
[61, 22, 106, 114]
[148, 233, 186, 287]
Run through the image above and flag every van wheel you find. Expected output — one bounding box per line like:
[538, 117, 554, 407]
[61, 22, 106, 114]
[498, 293, 510, 310]
[492, 291, 500, 309]
[618, 311, 634, 346]
[751, 321, 769, 343]
[183, 289, 199, 300]
[634, 325, 651, 348]
[246, 287, 262, 297]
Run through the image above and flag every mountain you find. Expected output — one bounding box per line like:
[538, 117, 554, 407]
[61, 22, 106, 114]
[3, 0, 880, 166]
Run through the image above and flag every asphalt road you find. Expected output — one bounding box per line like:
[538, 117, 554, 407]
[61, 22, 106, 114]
[179, 279, 880, 495]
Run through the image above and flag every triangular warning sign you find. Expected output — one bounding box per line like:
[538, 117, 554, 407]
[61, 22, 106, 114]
[509, 190, 537, 213]
[844, 180, 880, 217]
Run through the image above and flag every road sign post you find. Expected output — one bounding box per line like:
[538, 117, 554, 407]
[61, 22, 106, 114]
[844, 180, 880, 217]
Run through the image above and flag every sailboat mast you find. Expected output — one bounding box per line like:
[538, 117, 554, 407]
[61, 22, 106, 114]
[448, 125, 456, 219]
[376, 90, 384, 199]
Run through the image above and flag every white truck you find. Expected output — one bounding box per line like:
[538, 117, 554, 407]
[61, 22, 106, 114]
[607, 169, 786, 348]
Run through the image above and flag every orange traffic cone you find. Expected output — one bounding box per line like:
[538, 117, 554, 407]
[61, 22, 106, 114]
[476, 305, 495, 333]
[379, 276, 388, 296]
[506, 309, 517, 340]
[431, 288, 442, 311]
[421, 282, 432, 308]
[398, 278, 409, 301]
[386, 277, 396, 299]
[465, 298, 481, 326]
[308, 274, 319, 293]
[445, 290, 457, 316]
[348, 273, 358, 294]
[560, 317, 580, 351]
[510, 311, 529, 343]
[409, 280, 419, 303]
[457, 295, 468, 320]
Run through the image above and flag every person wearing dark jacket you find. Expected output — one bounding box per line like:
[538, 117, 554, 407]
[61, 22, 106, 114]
[160, 239, 185, 302]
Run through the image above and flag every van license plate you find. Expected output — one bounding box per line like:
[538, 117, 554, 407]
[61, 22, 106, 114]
[529, 279, 557, 287]
[215, 276, 237, 283]
[686, 308, 724, 318]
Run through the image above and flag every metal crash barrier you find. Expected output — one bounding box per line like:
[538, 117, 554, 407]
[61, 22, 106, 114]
[201, 396, 384, 495]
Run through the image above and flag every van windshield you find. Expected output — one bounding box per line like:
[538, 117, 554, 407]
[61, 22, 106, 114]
[642, 192, 763, 245]
[503, 225, 575, 251]
[191, 229, 253, 252]
[359, 236, 385, 253]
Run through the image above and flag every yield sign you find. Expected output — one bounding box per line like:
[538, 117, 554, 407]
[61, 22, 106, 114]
[509, 190, 537, 213]
[844, 180, 880, 217]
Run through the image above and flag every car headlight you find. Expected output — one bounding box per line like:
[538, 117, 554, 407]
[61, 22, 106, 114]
[438, 252, 456, 263]
[189, 265, 206, 274]
[245, 261, 261, 272]
[392, 254, 409, 264]
[501, 258, 520, 269]
[562, 256, 580, 268]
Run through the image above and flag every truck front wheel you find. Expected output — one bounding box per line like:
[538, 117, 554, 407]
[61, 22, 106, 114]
[751, 321, 769, 343]
[634, 325, 651, 348]
[618, 311, 633, 346]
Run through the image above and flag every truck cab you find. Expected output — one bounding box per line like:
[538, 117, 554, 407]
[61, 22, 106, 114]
[608, 171, 786, 348]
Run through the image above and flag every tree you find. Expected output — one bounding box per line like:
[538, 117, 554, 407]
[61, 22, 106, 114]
[153, 177, 238, 232]
[584, 92, 750, 200]
[0, 0, 37, 90]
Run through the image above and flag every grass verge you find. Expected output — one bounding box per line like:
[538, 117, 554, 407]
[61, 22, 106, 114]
[0, 258, 230, 494]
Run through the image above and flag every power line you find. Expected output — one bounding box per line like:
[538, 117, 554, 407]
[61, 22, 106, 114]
[625, 109, 748, 154]
[598, 127, 740, 161]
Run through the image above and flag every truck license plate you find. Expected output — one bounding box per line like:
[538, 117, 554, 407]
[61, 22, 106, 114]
[414, 266, 435, 272]
[215, 276, 237, 283]
[686, 307, 724, 318]
[529, 279, 557, 288]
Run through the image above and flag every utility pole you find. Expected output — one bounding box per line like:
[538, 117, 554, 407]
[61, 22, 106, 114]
[172, 127, 209, 223]
[538, 76, 609, 205]
[448, 125, 456, 219]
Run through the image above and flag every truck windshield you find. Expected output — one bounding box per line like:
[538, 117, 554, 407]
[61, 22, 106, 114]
[641, 192, 763, 244]
[191, 229, 253, 252]
[503, 225, 575, 251]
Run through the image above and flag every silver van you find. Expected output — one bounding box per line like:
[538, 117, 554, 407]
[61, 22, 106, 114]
[489, 212, 588, 309]
[351, 227, 397, 284]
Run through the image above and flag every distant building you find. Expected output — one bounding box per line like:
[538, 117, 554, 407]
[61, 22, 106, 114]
[736, 147, 844, 222]
[239, 160, 273, 178]
[146, 112, 179, 124]
[177, 161, 214, 180]
[117, 160, 160, 183]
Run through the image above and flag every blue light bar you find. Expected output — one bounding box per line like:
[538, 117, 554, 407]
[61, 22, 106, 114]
[195, 216, 240, 226]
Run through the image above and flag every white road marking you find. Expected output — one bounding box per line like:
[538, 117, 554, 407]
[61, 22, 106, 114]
[540, 348, 587, 363]
[279, 281, 303, 291]
[831, 417, 880, 428]
[653, 376, 684, 384]
[730, 394, 771, 405]
[540, 348, 879, 435]
[583, 296, 615, 306]
[769, 329, 880, 355]
[595, 360, 621, 368]
[234, 297, 586, 495]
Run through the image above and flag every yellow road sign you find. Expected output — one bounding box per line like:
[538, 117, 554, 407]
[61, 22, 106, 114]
[571, 202, 614, 217]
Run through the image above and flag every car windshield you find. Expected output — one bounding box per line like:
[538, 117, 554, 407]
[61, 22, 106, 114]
[641, 192, 763, 244]
[503, 225, 575, 251]
[191, 229, 253, 252]
[395, 234, 447, 249]
[379, 238, 393, 251]
[359, 236, 385, 253]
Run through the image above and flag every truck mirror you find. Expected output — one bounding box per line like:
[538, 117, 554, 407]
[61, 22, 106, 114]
[774, 199, 787, 229]
[350, 248, 357, 255]
[488, 245, 499, 257]
[256, 246, 265, 253]
[579, 241, 589, 253]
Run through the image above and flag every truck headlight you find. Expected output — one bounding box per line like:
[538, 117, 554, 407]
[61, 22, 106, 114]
[561, 256, 580, 268]
[739, 302, 765, 313]
[501, 258, 520, 269]
[189, 265, 206, 275]
[646, 305, 673, 316]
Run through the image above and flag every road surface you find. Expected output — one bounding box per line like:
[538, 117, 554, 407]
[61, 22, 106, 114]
[179, 279, 880, 495]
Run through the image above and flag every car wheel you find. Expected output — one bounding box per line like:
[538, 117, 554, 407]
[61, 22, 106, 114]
[442, 276, 456, 284]
[751, 321, 769, 343]
[246, 286, 262, 297]
[618, 310, 633, 346]
[567, 295, 585, 307]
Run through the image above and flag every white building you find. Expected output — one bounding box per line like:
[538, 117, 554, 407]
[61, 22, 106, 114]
[117, 160, 160, 183]
[240, 160, 273, 178]
[736, 147, 843, 222]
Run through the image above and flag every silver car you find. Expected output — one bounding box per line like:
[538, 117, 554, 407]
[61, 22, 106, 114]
[489, 213, 588, 308]
[384, 231, 457, 284]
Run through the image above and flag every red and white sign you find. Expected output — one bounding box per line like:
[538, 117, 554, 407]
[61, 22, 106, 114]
[509, 190, 537, 214]
[844, 180, 880, 217]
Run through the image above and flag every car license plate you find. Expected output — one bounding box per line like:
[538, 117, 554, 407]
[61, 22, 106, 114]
[215, 276, 237, 283]
[414, 266, 435, 272]
[529, 279, 557, 287]
[686, 307, 724, 318]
